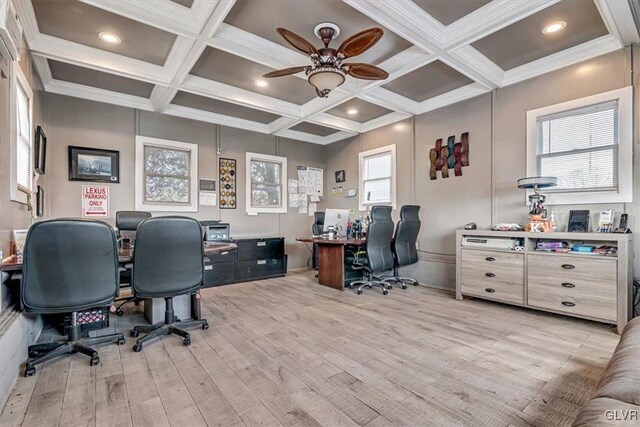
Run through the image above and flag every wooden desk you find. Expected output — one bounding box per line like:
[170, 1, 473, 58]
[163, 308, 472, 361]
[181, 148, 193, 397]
[297, 237, 366, 290]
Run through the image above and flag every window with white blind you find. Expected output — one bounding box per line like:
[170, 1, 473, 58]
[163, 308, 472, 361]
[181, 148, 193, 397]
[246, 152, 287, 214]
[359, 144, 396, 210]
[135, 136, 198, 212]
[10, 63, 33, 204]
[526, 87, 632, 205]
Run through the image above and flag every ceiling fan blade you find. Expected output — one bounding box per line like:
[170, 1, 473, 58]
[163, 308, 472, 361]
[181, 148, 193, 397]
[337, 28, 383, 59]
[276, 28, 319, 56]
[263, 66, 308, 78]
[344, 63, 389, 80]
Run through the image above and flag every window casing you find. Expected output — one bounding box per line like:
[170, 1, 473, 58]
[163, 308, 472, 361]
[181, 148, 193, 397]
[135, 136, 198, 212]
[245, 152, 287, 214]
[10, 63, 33, 203]
[526, 87, 632, 205]
[359, 144, 396, 211]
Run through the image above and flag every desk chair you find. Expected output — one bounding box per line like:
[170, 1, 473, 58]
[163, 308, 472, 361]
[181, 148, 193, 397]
[386, 205, 421, 289]
[115, 210, 151, 316]
[352, 206, 395, 295]
[312, 212, 325, 275]
[130, 216, 208, 352]
[21, 219, 125, 376]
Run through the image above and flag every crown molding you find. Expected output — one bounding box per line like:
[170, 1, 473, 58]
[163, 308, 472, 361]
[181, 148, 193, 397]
[13, 0, 39, 44]
[47, 80, 155, 111]
[165, 104, 271, 133]
[360, 111, 411, 133]
[321, 130, 359, 144]
[416, 82, 491, 115]
[32, 55, 52, 88]
[595, 0, 640, 45]
[150, 85, 176, 112]
[501, 35, 623, 87]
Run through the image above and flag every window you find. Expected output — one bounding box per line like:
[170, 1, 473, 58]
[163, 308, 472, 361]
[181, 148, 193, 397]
[10, 63, 33, 203]
[359, 144, 396, 210]
[135, 136, 198, 212]
[526, 87, 632, 205]
[246, 152, 287, 214]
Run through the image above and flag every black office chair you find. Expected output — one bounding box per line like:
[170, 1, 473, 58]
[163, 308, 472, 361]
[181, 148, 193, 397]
[352, 206, 395, 295]
[21, 219, 125, 376]
[385, 205, 421, 289]
[114, 210, 151, 316]
[130, 216, 208, 352]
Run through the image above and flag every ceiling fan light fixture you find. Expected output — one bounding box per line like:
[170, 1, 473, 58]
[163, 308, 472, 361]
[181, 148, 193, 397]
[307, 66, 345, 97]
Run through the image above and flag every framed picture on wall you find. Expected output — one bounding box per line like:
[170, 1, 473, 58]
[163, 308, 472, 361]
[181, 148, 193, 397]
[68, 146, 120, 183]
[34, 125, 47, 175]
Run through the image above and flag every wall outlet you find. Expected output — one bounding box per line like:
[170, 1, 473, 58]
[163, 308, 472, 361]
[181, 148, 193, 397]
[349, 208, 356, 215]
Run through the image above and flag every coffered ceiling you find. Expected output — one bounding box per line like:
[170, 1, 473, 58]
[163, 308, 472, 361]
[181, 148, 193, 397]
[17, 0, 638, 145]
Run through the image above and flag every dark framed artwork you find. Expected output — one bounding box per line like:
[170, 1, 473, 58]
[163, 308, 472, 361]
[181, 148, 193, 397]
[34, 125, 47, 175]
[335, 170, 345, 183]
[36, 186, 44, 217]
[68, 146, 120, 183]
[219, 158, 236, 209]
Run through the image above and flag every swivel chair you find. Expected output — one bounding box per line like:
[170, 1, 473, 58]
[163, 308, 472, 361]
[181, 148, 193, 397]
[385, 205, 421, 289]
[114, 210, 151, 315]
[312, 212, 325, 276]
[352, 206, 395, 295]
[21, 219, 125, 376]
[130, 216, 208, 352]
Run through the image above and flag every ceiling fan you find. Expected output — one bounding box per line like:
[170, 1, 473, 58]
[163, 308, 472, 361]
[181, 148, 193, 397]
[263, 23, 389, 98]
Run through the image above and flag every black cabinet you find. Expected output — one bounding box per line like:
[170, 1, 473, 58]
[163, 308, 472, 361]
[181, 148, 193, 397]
[203, 237, 286, 288]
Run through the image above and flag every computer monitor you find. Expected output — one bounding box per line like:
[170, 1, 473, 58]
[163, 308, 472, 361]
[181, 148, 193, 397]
[323, 209, 350, 235]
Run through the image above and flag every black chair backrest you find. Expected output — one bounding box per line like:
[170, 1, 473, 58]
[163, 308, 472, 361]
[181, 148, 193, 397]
[312, 212, 325, 235]
[365, 206, 395, 273]
[393, 205, 421, 267]
[116, 211, 151, 240]
[22, 219, 119, 314]
[132, 216, 204, 298]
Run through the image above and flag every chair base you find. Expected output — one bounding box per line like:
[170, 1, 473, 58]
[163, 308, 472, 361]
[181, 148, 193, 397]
[131, 296, 208, 352]
[383, 277, 418, 290]
[350, 278, 391, 295]
[24, 329, 125, 377]
[115, 296, 140, 316]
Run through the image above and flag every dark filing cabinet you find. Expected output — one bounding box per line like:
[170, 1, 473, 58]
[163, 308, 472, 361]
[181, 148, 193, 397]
[203, 237, 287, 287]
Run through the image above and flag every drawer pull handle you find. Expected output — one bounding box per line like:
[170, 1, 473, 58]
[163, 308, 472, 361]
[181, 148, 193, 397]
[257, 260, 267, 265]
[257, 242, 267, 247]
[561, 282, 575, 288]
[485, 257, 496, 262]
[485, 272, 495, 278]
[561, 301, 575, 307]
[485, 288, 496, 293]
[561, 264, 575, 270]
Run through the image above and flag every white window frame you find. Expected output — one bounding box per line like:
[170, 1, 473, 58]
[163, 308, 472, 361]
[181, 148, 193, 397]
[526, 86, 633, 205]
[358, 144, 397, 211]
[9, 62, 33, 204]
[245, 152, 287, 214]
[135, 135, 198, 212]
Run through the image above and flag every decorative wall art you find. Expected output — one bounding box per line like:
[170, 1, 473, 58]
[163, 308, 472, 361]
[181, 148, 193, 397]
[69, 146, 120, 183]
[429, 132, 469, 180]
[219, 158, 237, 209]
[335, 170, 345, 183]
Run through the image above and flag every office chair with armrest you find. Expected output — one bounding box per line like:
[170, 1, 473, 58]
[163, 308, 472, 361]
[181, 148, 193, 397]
[21, 219, 125, 376]
[312, 212, 325, 277]
[352, 205, 395, 295]
[114, 210, 151, 316]
[385, 205, 421, 289]
[130, 216, 208, 351]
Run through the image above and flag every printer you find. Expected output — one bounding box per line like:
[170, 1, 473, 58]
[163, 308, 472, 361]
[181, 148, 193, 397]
[201, 221, 231, 241]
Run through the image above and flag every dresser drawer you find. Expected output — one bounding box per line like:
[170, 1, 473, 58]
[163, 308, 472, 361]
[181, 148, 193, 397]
[236, 238, 284, 261]
[527, 254, 617, 321]
[460, 249, 524, 305]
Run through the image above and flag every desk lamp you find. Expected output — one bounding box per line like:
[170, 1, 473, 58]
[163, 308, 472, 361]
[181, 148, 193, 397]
[517, 176, 557, 215]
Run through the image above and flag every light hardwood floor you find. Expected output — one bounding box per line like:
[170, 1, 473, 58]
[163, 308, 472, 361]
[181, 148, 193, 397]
[0, 271, 620, 427]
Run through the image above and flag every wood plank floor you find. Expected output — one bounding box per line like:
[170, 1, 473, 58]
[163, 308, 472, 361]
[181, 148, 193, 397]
[0, 271, 620, 427]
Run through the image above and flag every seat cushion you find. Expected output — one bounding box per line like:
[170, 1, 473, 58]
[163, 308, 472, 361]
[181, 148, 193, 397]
[573, 397, 640, 426]
[593, 317, 640, 406]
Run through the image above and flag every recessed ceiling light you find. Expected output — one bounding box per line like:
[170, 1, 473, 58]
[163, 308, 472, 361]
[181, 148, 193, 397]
[98, 32, 121, 44]
[255, 79, 268, 88]
[542, 21, 567, 35]
[347, 108, 358, 115]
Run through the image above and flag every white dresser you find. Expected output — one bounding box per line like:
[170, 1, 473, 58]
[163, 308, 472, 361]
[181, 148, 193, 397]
[455, 230, 634, 333]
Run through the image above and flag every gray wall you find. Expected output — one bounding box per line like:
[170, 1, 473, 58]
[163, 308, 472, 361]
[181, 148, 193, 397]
[324, 47, 638, 290]
[44, 93, 326, 269]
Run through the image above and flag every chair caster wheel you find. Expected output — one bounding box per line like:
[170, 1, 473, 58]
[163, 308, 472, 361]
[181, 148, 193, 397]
[133, 344, 142, 352]
[131, 330, 139, 338]
[90, 356, 100, 366]
[357, 290, 363, 295]
[413, 282, 419, 286]
[117, 337, 126, 345]
[183, 338, 191, 346]
[202, 323, 209, 330]
[383, 290, 389, 295]
[387, 284, 393, 289]
[116, 309, 124, 316]
[402, 285, 408, 290]
[24, 367, 36, 377]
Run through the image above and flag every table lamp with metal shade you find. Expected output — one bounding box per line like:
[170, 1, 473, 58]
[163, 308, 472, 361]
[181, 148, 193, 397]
[517, 176, 557, 215]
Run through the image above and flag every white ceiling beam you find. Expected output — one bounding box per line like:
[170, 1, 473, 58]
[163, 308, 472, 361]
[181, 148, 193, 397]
[321, 130, 360, 145]
[79, 0, 200, 37]
[595, 0, 640, 45]
[501, 35, 623, 87]
[359, 87, 418, 115]
[360, 111, 412, 133]
[445, 46, 504, 88]
[191, 0, 225, 34]
[32, 55, 52, 88]
[356, 47, 437, 93]
[268, 117, 300, 134]
[415, 82, 491, 115]
[46, 80, 155, 111]
[273, 129, 328, 145]
[164, 104, 271, 134]
[307, 113, 362, 133]
[13, 0, 38, 44]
